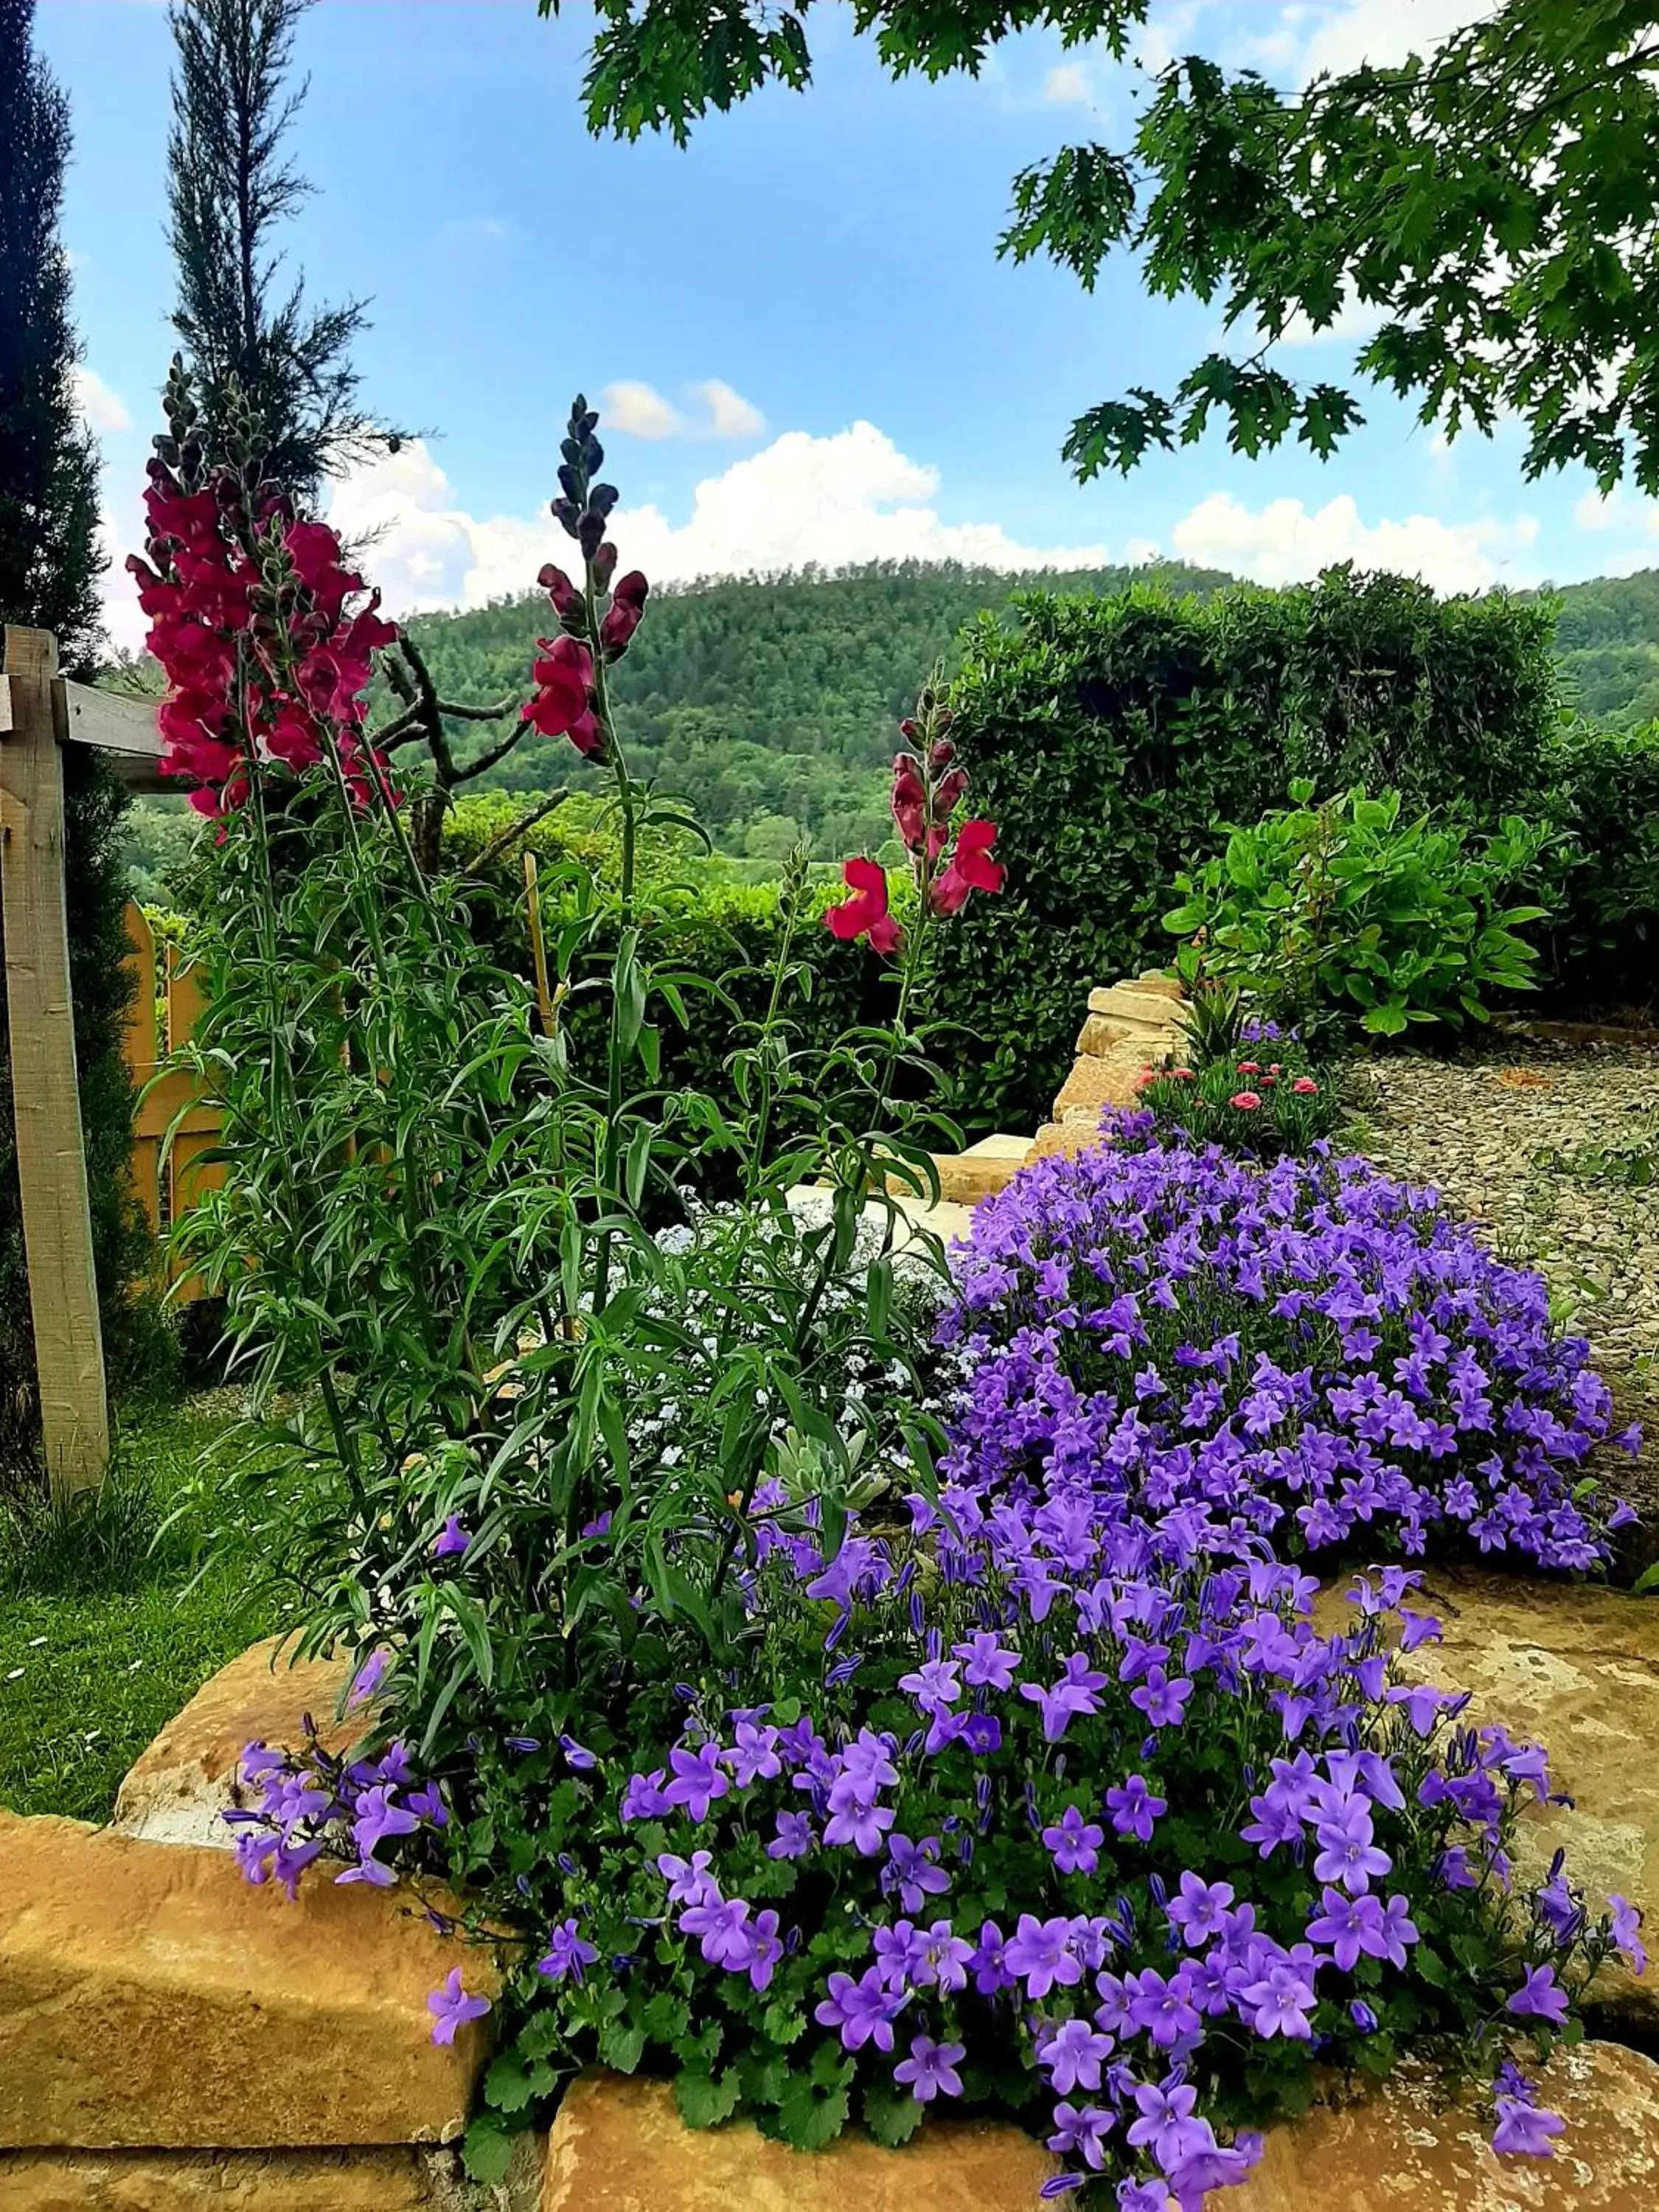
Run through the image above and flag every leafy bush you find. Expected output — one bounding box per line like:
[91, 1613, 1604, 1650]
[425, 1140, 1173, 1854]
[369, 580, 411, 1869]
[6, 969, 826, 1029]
[934, 570, 1559, 1128]
[1534, 721, 1659, 1015]
[1162, 787, 1552, 1038]
[946, 1126, 1636, 1573]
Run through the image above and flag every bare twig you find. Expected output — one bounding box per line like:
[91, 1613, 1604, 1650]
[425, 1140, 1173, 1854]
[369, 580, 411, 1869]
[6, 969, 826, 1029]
[467, 787, 571, 875]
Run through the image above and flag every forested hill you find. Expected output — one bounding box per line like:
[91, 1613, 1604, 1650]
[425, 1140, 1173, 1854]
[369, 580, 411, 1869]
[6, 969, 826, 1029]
[1546, 568, 1659, 726]
[397, 557, 1233, 859]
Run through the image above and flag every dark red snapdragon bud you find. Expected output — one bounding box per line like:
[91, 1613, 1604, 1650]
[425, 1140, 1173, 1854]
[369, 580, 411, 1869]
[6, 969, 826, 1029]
[599, 571, 650, 660]
[538, 563, 582, 618]
[577, 510, 608, 560]
[929, 737, 956, 769]
[552, 496, 582, 539]
[591, 542, 619, 592]
[899, 717, 917, 741]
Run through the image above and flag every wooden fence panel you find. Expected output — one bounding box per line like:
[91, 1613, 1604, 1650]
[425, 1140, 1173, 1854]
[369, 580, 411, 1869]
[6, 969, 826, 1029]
[122, 901, 223, 1298]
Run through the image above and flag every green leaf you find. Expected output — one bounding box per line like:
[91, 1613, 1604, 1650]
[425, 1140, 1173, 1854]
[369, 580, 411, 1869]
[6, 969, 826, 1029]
[864, 2082, 925, 2147]
[599, 2022, 647, 2074]
[675, 2067, 742, 2130]
[462, 2116, 515, 2185]
[774, 2072, 850, 2150]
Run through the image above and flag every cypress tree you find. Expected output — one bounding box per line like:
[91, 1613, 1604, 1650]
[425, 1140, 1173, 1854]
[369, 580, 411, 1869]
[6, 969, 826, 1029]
[0, 0, 156, 1478]
[167, 0, 393, 499]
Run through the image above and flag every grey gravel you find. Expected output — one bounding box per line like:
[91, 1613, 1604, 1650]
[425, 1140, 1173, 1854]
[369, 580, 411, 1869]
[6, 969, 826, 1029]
[1346, 1040, 1659, 1565]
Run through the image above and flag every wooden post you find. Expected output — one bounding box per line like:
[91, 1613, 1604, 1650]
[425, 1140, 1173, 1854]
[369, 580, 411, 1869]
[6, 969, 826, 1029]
[0, 625, 110, 1496]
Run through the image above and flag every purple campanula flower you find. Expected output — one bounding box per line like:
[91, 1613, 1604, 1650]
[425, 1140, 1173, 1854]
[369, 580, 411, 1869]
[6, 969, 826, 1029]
[1004, 1913, 1086, 2000]
[427, 1967, 490, 2044]
[1042, 1804, 1105, 1875]
[1610, 1893, 1647, 1975]
[621, 1769, 671, 1822]
[1492, 2097, 1566, 2157]
[1126, 2074, 1214, 2169]
[768, 1811, 814, 1860]
[1105, 1774, 1166, 1843]
[1166, 1873, 1234, 1948]
[656, 1850, 717, 1907]
[1036, 2018, 1114, 2096]
[814, 1966, 902, 2053]
[535, 1917, 599, 1985]
[432, 1515, 470, 1558]
[1046, 2101, 1116, 2171]
[1349, 1999, 1379, 2034]
[1020, 1654, 1109, 1742]
[1506, 1963, 1569, 2023]
[664, 1742, 729, 1823]
[347, 1649, 389, 1709]
[894, 2033, 965, 2101]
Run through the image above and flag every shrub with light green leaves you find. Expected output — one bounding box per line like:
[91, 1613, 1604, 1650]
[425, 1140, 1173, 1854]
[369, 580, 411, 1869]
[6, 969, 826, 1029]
[1163, 785, 1554, 1038]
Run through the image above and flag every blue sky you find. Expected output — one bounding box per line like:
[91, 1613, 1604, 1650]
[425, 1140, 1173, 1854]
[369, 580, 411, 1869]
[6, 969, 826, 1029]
[36, 0, 1659, 649]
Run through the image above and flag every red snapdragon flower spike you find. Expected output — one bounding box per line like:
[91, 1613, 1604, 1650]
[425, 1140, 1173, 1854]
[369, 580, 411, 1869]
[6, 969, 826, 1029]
[929, 818, 1004, 916]
[523, 634, 597, 740]
[824, 857, 902, 954]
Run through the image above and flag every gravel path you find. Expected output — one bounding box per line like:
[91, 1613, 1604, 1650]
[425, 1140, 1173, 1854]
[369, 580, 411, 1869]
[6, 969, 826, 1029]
[1348, 1040, 1659, 1567]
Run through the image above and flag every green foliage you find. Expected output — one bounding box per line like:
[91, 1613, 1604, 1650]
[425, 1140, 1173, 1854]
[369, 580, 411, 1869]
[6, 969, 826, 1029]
[552, 1, 1659, 494]
[1533, 720, 1659, 1015]
[932, 568, 1559, 1128]
[1164, 785, 1553, 1037]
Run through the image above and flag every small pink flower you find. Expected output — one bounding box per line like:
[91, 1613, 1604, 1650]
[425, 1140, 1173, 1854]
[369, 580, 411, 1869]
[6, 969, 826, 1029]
[1171, 1067, 1195, 1081]
[1293, 1077, 1320, 1094]
[1230, 1091, 1262, 1110]
[1237, 1061, 1261, 1076]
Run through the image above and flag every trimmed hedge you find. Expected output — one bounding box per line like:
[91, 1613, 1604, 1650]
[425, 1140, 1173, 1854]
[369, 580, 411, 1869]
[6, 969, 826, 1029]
[932, 569, 1561, 1129]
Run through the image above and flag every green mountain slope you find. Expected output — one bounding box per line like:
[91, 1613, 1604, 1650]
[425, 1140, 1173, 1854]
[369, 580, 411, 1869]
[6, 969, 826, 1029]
[396, 557, 1234, 856]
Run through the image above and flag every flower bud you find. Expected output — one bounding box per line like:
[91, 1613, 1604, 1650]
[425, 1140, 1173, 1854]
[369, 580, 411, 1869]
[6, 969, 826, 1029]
[898, 717, 917, 741]
[552, 495, 582, 539]
[577, 510, 607, 559]
[538, 563, 582, 617]
[557, 462, 582, 504]
[588, 483, 620, 521]
[591, 541, 619, 592]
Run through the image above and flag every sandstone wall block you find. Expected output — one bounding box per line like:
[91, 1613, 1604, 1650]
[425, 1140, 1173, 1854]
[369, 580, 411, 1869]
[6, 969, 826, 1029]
[1317, 1565, 1659, 2025]
[539, 2073, 1057, 2211]
[0, 1812, 492, 2149]
[114, 1635, 357, 1849]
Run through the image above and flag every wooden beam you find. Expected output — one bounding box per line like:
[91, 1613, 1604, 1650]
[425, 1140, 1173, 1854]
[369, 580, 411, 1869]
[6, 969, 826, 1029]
[0, 674, 162, 759]
[0, 626, 111, 1497]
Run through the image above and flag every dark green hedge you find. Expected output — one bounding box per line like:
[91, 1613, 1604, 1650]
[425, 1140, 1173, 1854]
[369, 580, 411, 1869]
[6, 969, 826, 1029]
[1535, 721, 1659, 1016]
[931, 569, 1562, 1129]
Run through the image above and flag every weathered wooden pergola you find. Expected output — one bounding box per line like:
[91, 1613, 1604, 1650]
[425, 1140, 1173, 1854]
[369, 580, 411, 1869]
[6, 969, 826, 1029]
[1, 624, 167, 1498]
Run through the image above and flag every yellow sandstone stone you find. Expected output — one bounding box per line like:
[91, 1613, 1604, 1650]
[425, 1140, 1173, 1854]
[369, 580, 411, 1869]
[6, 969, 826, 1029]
[0, 1813, 493, 2149]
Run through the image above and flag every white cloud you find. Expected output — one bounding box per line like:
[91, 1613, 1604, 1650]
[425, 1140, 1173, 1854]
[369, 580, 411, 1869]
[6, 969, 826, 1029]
[72, 365, 130, 435]
[602, 380, 685, 439]
[601, 378, 767, 440]
[1168, 490, 1538, 594]
[1271, 294, 1388, 349]
[1297, 0, 1497, 82]
[1042, 62, 1096, 106]
[321, 424, 1110, 620]
[692, 379, 766, 439]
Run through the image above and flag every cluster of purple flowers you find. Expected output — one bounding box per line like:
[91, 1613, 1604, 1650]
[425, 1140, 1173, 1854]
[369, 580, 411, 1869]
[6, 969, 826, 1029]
[604, 1543, 1641, 2202]
[229, 1719, 449, 1897]
[939, 1121, 1638, 1572]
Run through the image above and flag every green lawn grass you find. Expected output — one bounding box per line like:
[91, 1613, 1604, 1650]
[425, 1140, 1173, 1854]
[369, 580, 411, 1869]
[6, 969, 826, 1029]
[0, 1402, 273, 1822]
